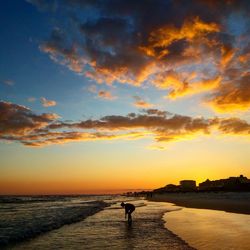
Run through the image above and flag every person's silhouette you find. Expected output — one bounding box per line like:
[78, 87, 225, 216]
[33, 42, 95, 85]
[121, 202, 135, 225]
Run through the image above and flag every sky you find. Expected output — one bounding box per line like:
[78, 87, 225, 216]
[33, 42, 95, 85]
[0, 0, 250, 194]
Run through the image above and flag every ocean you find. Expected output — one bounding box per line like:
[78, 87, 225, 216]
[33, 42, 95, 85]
[0, 195, 191, 249]
[1, 195, 249, 249]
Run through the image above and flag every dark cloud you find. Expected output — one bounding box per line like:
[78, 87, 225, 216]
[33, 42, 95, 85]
[1, 101, 249, 147]
[218, 117, 250, 134]
[28, 0, 250, 111]
[207, 73, 250, 112]
[143, 109, 171, 117]
[0, 101, 59, 137]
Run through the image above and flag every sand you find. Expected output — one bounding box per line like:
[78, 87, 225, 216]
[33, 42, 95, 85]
[147, 192, 250, 214]
[163, 207, 250, 250]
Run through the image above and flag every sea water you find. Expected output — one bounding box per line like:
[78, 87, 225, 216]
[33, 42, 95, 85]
[0, 196, 192, 249]
[0, 195, 108, 247]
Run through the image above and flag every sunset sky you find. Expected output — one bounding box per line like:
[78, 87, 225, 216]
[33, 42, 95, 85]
[1, 0, 250, 194]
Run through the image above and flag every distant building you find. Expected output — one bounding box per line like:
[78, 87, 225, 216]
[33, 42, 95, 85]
[152, 175, 250, 194]
[154, 180, 197, 193]
[199, 175, 250, 191]
[180, 180, 197, 191]
[165, 184, 180, 192]
[153, 184, 180, 193]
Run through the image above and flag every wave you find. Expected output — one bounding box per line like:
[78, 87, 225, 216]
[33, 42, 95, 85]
[0, 195, 104, 204]
[0, 200, 107, 247]
[107, 202, 147, 210]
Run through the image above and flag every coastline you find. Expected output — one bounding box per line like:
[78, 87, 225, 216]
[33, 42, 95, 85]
[10, 199, 194, 249]
[0, 200, 108, 248]
[163, 206, 250, 250]
[147, 192, 250, 215]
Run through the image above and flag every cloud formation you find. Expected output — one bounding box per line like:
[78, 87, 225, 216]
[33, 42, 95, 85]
[98, 90, 116, 100]
[206, 72, 250, 112]
[1, 101, 249, 148]
[41, 97, 57, 107]
[133, 96, 153, 108]
[0, 101, 59, 138]
[30, 0, 250, 112]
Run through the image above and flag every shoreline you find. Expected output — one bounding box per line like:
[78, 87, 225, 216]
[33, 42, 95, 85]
[147, 192, 250, 215]
[10, 199, 194, 249]
[0, 200, 108, 248]
[162, 205, 250, 250]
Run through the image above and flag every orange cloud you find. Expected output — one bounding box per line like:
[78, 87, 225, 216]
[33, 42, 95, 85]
[133, 96, 153, 108]
[206, 73, 250, 112]
[220, 45, 235, 69]
[0, 101, 59, 137]
[1, 101, 249, 148]
[40, 11, 222, 90]
[218, 117, 250, 135]
[40, 38, 84, 74]
[85, 67, 130, 85]
[36, 0, 250, 114]
[168, 76, 222, 99]
[41, 97, 57, 107]
[153, 70, 183, 89]
[140, 17, 219, 59]
[153, 70, 221, 99]
[22, 130, 154, 147]
[98, 90, 117, 100]
[239, 53, 250, 63]
[85, 61, 157, 86]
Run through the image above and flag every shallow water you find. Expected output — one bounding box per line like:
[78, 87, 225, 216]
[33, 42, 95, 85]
[0, 195, 109, 246]
[164, 207, 250, 250]
[12, 199, 192, 250]
[3, 195, 249, 249]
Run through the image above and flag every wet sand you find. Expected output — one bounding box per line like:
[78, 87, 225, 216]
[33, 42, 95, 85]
[148, 192, 250, 214]
[164, 207, 250, 250]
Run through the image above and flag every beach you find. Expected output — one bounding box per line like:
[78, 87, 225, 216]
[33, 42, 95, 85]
[0, 196, 193, 249]
[147, 192, 250, 214]
[164, 206, 250, 250]
[1, 194, 250, 249]
[147, 192, 250, 249]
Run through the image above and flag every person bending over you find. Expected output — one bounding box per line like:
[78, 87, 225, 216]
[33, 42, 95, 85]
[121, 202, 135, 225]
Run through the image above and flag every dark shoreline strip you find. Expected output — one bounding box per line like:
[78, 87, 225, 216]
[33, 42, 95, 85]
[147, 192, 250, 215]
[0, 201, 108, 248]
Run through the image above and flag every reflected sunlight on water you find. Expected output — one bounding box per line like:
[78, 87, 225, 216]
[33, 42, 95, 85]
[164, 207, 250, 250]
[13, 200, 192, 250]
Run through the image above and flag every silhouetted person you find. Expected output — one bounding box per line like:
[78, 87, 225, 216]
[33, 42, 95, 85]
[121, 202, 135, 225]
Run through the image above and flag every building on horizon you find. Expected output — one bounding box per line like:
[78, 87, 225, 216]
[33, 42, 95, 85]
[199, 175, 250, 191]
[180, 180, 197, 191]
[152, 175, 250, 194]
[153, 180, 197, 193]
[153, 184, 180, 193]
